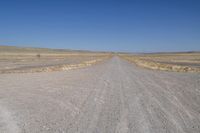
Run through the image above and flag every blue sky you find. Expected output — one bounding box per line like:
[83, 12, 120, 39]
[0, 0, 200, 52]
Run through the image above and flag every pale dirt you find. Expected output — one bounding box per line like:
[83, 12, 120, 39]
[0, 56, 200, 133]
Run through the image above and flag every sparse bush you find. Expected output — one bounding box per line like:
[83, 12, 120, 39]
[36, 54, 41, 58]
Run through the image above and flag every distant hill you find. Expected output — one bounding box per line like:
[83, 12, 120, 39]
[0, 45, 96, 54]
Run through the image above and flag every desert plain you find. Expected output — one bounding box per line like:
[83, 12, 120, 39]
[0, 46, 200, 133]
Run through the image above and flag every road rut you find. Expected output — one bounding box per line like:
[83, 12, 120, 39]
[0, 56, 200, 133]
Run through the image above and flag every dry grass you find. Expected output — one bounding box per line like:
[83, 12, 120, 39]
[0, 58, 108, 74]
[0, 45, 112, 73]
[120, 52, 200, 73]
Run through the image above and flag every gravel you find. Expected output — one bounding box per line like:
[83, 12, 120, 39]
[0, 56, 199, 133]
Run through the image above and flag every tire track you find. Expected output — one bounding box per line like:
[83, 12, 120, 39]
[0, 104, 20, 133]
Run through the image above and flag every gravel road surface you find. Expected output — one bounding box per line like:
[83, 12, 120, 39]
[0, 56, 200, 133]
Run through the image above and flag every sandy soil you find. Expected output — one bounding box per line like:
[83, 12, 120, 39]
[121, 53, 200, 72]
[0, 57, 199, 133]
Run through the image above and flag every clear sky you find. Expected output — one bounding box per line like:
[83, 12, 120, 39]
[0, 0, 200, 52]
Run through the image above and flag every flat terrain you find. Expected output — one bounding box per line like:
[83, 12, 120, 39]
[0, 56, 199, 133]
[0, 55, 107, 73]
[121, 52, 200, 72]
[0, 45, 110, 73]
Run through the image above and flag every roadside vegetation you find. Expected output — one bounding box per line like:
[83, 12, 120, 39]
[0, 45, 112, 74]
[119, 52, 200, 73]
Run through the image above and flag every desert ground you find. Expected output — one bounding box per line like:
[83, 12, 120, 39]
[0, 46, 111, 73]
[120, 52, 200, 72]
[0, 46, 200, 133]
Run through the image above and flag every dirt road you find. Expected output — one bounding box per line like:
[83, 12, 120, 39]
[0, 57, 200, 133]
